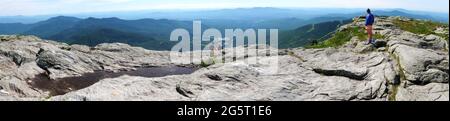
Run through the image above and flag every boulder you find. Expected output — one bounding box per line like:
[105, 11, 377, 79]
[36, 46, 100, 79]
[390, 44, 448, 84]
[396, 83, 449, 101]
[353, 42, 375, 53]
[70, 44, 91, 53]
[425, 34, 439, 41]
[0, 76, 42, 97]
[373, 39, 387, 48]
[0, 56, 17, 78]
[0, 41, 40, 66]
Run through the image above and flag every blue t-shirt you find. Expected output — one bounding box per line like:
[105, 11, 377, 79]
[365, 13, 375, 26]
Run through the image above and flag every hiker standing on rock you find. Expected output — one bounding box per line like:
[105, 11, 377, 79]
[365, 8, 375, 45]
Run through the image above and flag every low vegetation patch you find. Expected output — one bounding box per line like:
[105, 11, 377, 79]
[393, 19, 449, 40]
[307, 27, 384, 48]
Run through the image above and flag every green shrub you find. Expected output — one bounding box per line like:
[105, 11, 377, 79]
[393, 19, 448, 40]
[306, 24, 389, 49]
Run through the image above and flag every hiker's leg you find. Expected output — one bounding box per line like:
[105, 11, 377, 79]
[366, 25, 373, 43]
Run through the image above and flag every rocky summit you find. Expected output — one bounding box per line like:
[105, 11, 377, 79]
[0, 16, 448, 101]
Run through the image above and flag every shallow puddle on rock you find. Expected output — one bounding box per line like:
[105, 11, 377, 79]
[28, 66, 197, 96]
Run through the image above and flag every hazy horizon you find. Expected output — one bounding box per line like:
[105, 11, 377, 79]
[0, 0, 448, 16]
[0, 7, 448, 18]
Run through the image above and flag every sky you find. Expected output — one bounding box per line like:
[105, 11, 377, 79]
[0, 0, 449, 16]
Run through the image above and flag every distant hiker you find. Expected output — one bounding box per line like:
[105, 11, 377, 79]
[365, 8, 375, 45]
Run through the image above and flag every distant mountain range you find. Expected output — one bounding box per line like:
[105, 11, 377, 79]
[0, 16, 194, 50]
[0, 15, 350, 50]
[0, 7, 448, 50]
[1, 7, 448, 24]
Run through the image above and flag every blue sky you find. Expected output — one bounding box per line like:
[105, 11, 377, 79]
[0, 0, 448, 16]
